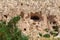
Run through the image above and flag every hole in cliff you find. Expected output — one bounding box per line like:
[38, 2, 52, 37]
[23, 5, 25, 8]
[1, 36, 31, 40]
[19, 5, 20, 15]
[24, 28, 26, 31]
[52, 26, 58, 32]
[4, 15, 7, 18]
[52, 26, 57, 29]
[53, 21, 56, 24]
[30, 12, 43, 21]
[31, 15, 39, 21]
[21, 3, 23, 6]
[50, 21, 56, 24]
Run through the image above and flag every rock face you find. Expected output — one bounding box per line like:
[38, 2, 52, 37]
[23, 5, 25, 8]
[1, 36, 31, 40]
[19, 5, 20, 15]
[0, 0, 60, 40]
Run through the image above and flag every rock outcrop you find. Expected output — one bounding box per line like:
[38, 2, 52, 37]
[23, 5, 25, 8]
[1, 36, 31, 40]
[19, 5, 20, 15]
[0, 0, 60, 40]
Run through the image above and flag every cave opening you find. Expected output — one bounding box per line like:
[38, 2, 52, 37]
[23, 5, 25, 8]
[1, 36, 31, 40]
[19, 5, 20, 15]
[31, 15, 40, 21]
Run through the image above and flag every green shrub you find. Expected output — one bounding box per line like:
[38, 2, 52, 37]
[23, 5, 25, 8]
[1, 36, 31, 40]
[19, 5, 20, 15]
[43, 34, 50, 38]
[0, 16, 29, 40]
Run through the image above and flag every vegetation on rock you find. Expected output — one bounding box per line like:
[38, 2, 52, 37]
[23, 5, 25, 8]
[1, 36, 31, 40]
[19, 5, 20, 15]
[0, 16, 29, 40]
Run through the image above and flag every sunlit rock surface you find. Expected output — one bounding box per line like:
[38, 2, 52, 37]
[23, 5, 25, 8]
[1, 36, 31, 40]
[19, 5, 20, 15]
[0, 0, 60, 40]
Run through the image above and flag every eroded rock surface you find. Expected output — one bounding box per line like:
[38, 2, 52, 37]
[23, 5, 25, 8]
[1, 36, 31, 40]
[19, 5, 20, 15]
[0, 0, 60, 40]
